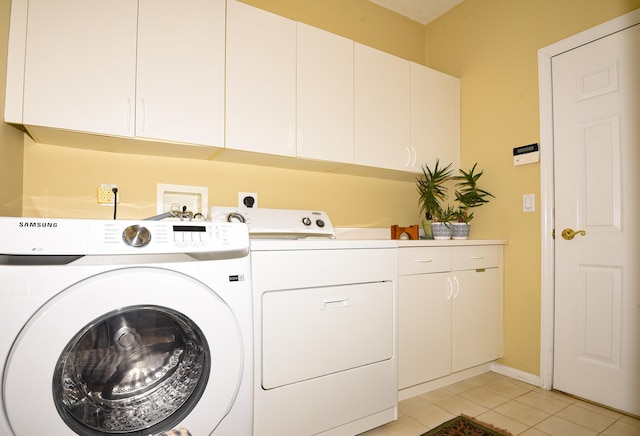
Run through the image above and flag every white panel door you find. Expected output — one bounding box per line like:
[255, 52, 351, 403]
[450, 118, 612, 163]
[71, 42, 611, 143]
[452, 268, 501, 372]
[410, 62, 460, 172]
[354, 43, 411, 171]
[226, 0, 296, 156]
[398, 273, 451, 389]
[22, 0, 137, 137]
[297, 22, 354, 164]
[136, 0, 225, 146]
[552, 24, 640, 415]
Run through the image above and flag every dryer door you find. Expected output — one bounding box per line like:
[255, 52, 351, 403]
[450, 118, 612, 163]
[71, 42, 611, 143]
[3, 267, 243, 436]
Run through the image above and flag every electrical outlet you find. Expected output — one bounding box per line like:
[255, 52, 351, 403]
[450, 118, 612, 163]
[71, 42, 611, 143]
[97, 184, 119, 205]
[238, 192, 258, 208]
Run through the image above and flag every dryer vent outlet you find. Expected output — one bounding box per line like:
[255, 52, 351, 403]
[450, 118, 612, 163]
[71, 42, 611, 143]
[239, 192, 258, 208]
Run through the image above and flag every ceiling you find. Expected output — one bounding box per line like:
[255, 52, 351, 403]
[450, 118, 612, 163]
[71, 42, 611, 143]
[369, 0, 463, 25]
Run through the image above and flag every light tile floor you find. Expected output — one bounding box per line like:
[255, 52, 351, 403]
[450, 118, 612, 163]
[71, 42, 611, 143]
[360, 372, 640, 435]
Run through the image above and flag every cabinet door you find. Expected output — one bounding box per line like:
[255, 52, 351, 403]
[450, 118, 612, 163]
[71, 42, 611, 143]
[451, 268, 502, 372]
[226, 0, 296, 156]
[398, 273, 451, 389]
[410, 62, 460, 172]
[297, 23, 354, 164]
[354, 43, 411, 171]
[23, 0, 137, 137]
[136, 0, 225, 146]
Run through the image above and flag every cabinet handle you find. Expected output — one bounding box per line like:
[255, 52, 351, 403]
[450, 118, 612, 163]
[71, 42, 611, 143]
[468, 256, 484, 260]
[139, 98, 146, 132]
[404, 147, 411, 167]
[446, 276, 453, 300]
[288, 127, 296, 153]
[126, 97, 132, 132]
[411, 147, 417, 168]
[453, 275, 460, 299]
[297, 127, 303, 153]
[414, 258, 433, 263]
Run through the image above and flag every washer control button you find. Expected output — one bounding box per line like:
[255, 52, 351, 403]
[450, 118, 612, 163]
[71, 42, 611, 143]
[302, 217, 312, 226]
[122, 225, 152, 248]
[316, 219, 325, 228]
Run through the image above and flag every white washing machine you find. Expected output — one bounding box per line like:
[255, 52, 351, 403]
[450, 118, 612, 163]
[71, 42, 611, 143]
[211, 207, 398, 436]
[0, 218, 253, 436]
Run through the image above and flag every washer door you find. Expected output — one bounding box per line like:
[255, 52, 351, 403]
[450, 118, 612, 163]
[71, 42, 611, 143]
[3, 267, 244, 436]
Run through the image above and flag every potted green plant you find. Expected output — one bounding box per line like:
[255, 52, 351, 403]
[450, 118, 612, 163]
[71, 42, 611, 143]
[431, 204, 456, 239]
[416, 160, 454, 239]
[452, 163, 494, 239]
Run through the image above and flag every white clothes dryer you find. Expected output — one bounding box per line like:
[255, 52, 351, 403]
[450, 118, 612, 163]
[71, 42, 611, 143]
[211, 207, 398, 436]
[0, 218, 252, 436]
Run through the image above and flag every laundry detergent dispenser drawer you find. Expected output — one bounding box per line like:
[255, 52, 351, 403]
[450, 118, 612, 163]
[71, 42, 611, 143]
[261, 281, 394, 389]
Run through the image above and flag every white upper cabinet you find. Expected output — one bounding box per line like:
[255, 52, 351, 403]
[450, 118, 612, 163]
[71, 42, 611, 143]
[22, 0, 138, 137]
[226, 0, 297, 156]
[18, 0, 225, 146]
[410, 62, 460, 172]
[136, 0, 225, 146]
[297, 23, 354, 164]
[7, 0, 460, 177]
[354, 43, 411, 172]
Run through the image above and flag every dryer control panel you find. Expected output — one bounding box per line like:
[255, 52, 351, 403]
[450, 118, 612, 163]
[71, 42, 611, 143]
[210, 207, 335, 239]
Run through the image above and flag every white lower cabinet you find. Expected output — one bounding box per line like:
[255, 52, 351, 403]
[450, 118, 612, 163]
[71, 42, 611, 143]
[398, 244, 504, 390]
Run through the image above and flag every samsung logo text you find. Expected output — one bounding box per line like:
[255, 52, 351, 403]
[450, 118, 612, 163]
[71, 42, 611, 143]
[19, 222, 58, 228]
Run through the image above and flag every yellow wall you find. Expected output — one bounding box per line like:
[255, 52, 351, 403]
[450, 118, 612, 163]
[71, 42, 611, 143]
[0, 0, 24, 217]
[21, 138, 418, 226]
[424, 0, 640, 374]
[239, 0, 426, 64]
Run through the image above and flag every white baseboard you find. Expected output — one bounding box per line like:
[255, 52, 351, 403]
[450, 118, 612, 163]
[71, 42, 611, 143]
[398, 364, 492, 401]
[398, 362, 543, 401]
[490, 362, 541, 388]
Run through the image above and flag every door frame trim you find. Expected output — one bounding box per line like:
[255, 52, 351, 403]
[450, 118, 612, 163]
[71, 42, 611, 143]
[537, 8, 640, 390]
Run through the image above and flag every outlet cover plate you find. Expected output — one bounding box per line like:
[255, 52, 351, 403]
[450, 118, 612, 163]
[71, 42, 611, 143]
[97, 184, 119, 205]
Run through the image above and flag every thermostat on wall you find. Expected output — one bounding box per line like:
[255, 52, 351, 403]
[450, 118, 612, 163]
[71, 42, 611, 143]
[513, 143, 539, 166]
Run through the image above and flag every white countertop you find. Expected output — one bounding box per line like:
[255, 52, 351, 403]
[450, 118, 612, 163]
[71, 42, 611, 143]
[395, 238, 507, 247]
[248, 228, 506, 250]
[335, 227, 506, 247]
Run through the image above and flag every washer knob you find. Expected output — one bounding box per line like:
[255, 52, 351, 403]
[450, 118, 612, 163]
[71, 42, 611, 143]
[302, 217, 312, 226]
[122, 225, 151, 248]
[316, 219, 325, 228]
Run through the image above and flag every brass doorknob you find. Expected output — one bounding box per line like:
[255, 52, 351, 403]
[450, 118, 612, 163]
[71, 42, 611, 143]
[561, 228, 586, 240]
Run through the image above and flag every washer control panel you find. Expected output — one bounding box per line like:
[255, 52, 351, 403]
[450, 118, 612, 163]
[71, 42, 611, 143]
[0, 218, 249, 256]
[210, 207, 335, 239]
[96, 221, 248, 254]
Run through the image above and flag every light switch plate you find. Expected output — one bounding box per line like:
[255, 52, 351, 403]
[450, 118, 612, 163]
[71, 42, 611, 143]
[523, 194, 535, 212]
